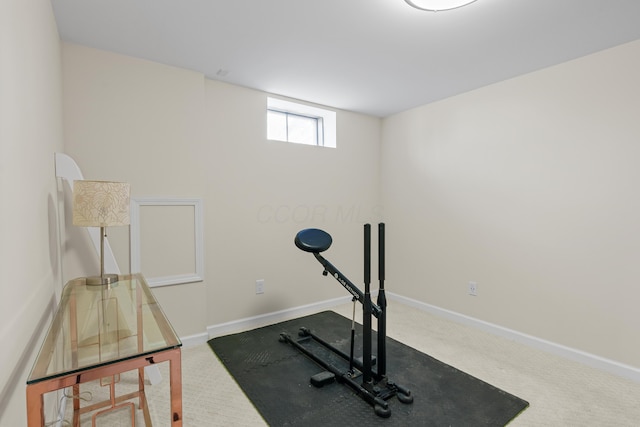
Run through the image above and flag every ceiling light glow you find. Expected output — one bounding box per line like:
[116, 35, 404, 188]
[405, 0, 478, 11]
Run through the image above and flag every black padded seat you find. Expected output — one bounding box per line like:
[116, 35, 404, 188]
[295, 228, 332, 253]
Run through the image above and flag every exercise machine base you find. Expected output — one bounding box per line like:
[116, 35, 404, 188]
[279, 328, 413, 418]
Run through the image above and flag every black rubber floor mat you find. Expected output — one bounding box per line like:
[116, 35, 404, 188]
[208, 310, 528, 426]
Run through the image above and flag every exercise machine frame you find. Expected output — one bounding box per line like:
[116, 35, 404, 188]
[279, 223, 413, 418]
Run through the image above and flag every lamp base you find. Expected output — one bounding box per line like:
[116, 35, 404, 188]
[85, 274, 119, 286]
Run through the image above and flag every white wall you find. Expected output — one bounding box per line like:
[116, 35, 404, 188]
[203, 79, 382, 325]
[61, 39, 640, 370]
[0, 0, 64, 425]
[61, 44, 382, 335]
[61, 43, 209, 337]
[381, 40, 640, 368]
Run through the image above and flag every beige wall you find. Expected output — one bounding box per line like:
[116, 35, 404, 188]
[62, 39, 640, 369]
[61, 44, 382, 336]
[203, 79, 382, 324]
[61, 43, 209, 337]
[381, 39, 640, 367]
[0, 0, 64, 425]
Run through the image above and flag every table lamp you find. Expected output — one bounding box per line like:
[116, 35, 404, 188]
[73, 180, 130, 285]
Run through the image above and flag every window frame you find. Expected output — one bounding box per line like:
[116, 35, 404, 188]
[267, 97, 336, 148]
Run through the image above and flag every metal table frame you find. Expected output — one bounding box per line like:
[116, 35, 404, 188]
[26, 274, 182, 426]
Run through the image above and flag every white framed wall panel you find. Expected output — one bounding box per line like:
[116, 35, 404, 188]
[131, 197, 204, 287]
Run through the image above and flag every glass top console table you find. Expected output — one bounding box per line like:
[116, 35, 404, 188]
[26, 274, 182, 426]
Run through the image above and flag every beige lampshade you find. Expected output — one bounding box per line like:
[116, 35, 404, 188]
[73, 180, 130, 227]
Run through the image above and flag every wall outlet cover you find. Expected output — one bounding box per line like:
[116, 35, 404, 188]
[468, 281, 478, 296]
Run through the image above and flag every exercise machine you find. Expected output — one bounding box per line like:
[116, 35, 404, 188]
[279, 223, 413, 418]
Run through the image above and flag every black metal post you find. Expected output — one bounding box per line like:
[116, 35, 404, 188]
[377, 223, 387, 378]
[362, 223, 372, 385]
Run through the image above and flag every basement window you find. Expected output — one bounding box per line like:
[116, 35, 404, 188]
[267, 97, 336, 148]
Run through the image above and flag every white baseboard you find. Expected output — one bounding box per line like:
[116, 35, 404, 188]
[189, 291, 639, 383]
[206, 295, 352, 339]
[180, 332, 210, 348]
[386, 292, 640, 383]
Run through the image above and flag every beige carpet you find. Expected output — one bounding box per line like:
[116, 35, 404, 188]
[65, 301, 640, 426]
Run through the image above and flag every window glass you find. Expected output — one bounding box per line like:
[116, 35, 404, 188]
[267, 110, 287, 141]
[287, 114, 318, 146]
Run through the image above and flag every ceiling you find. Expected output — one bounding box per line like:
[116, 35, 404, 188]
[51, 0, 640, 117]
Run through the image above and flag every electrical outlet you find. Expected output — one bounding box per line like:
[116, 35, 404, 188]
[468, 281, 478, 296]
[256, 279, 265, 294]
